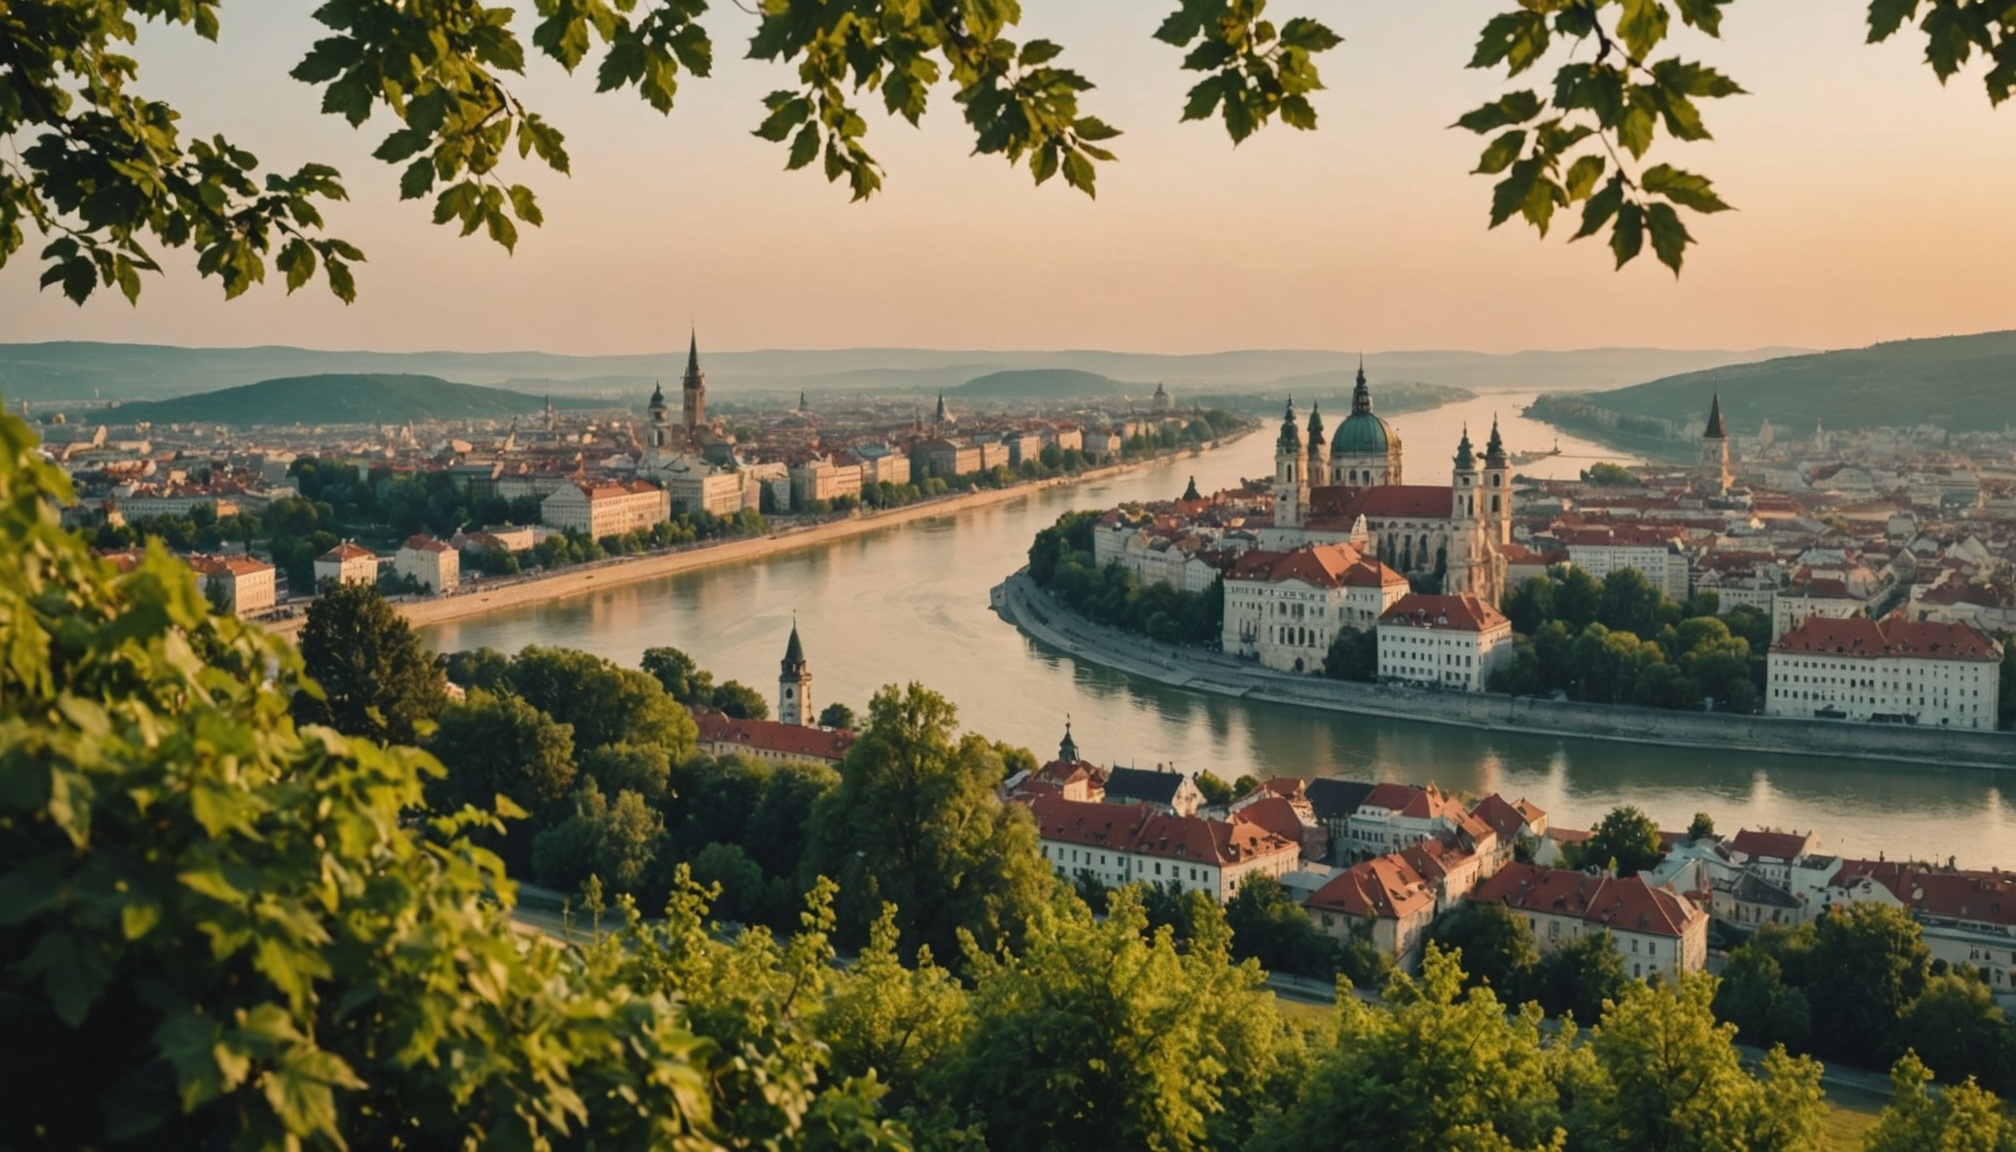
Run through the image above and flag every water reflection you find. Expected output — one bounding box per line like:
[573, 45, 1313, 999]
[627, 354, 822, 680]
[421, 390, 2016, 868]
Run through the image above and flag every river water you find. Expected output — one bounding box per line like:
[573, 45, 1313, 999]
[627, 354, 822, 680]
[420, 391, 2016, 869]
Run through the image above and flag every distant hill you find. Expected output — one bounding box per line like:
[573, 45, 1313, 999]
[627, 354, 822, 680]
[1527, 330, 2016, 448]
[0, 341, 1809, 405]
[1195, 380, 1472, 419]
[951, 368, 1134, 399]
[109, 374, 575, 427]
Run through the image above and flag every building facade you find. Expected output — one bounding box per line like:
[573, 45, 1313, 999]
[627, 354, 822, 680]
[1766, 616, 2002, 728]
[1376, 593, 1515, 692]
[189, 554, 277, 617]
[312, 541, 379, 588]
[395, 535, 460, 593]
[1024, 794, 1301, 904]
[541, 480, 672, 538]
[1222, 543, 1408, 673]
[778, 623, 811, 727]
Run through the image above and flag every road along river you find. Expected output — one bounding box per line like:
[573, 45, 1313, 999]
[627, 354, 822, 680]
[419, 390, 2016, 869]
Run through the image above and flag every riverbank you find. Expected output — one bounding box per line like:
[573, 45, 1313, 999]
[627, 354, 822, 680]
[268, 434, 1248, 640]
[993, 571, 2016, 771]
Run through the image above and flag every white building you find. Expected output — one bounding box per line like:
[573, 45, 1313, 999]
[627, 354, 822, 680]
[1221, 542, 1408, 674]
[1556, 524, 1691, 602]
[540, 480, 672, 538]
[312, 541, 379, 589]
[648, 454, 743, 518]
[188, 554, 277, 618]
[1470, 863, 1711, 981]
[1765, 616, 2001, 729]
[395, 535, 460, 593]
[1376, 592, 1515, 692]
[789, 456, 864, 509]
[1024, 794, 1302, 903]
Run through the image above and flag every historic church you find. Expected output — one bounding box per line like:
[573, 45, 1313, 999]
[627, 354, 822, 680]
[1262, 365, 1509, 605]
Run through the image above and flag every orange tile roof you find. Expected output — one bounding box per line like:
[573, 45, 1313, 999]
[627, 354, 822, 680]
[186, 554, 274, 578]
[1470, 863, 1702, 939]
[691, 708, 855, 762]
[1022, 794, 1296, 867]
[1227, 543, 1404, 590]
[1307, 484, 1455, 521]
[1379, 593, 1509, 634]
[1729, 829, 1817, 862]
[1305, 855, 1436, 921]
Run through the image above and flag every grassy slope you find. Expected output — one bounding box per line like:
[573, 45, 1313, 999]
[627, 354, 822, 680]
[1538, 330, 2016, 440]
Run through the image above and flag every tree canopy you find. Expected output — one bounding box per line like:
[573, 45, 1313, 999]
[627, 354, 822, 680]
[8, 2, 2010, 307]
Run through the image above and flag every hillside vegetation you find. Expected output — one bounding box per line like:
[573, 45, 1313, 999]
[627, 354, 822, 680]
[110, 373, 567, 427]
[1529, 330, 2016, 444]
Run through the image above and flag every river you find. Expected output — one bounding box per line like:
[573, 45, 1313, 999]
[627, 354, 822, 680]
[420, 390, 2016, 869]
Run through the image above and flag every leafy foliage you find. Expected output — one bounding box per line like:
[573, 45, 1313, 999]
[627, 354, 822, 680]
[292, 580, 447, 746]
[806, 683, 1052, 961]
[5, 2, 2011, 304]
[1561, 804, 1666, 877]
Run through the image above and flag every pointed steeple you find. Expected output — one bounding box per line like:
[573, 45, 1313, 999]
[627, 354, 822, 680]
[1454, 424, 1476, 471]
[649, 380, 666, 408]
[1277, 397, 1302, 451]
[1704, 390, 1728, 440]
[684, 328, 702, 378]
[1306, 401, 1326, 455]
[935, 391, 949, 423]
[1058, 717, 1079, 764]
[1351, 358, 1373, 415]
[1485, 415, 1507, 467]
[781, 620, 806, 675]
[1183, 475, 1201, 502]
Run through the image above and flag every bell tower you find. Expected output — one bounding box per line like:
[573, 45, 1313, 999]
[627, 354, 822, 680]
[1699, 390, 1731, 496]
[1274, 399, 1306, 529]
[1446, 426, 1480, 596]
[1483, 415, 1511, 546]
[778, 621, 811, 727]
[682, 329, 707, 433]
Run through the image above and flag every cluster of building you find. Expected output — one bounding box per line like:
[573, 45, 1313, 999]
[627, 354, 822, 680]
[47, 333, 1209, 610]
[1005, 723, 2014, 1002]
[1074, 371, 2010, 729]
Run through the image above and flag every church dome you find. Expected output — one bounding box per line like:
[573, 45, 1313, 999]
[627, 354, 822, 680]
[1334, 409, 1394, 454]
[1334, 361, 1398, 455]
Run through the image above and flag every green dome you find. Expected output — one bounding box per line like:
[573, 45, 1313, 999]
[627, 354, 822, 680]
[1333, 410, 1395, 454]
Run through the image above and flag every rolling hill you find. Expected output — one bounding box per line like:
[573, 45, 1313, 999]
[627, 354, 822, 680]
[0, 341, 1809, 405]
[950, 368, 1134, 399]
[109, 374, 577, 427]
[1527, 330, 2016, 448]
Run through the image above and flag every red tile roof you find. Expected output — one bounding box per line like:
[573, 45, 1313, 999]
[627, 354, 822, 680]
[1236, 796, 1309, 847]
[691, 708, 855, 762]
[1307, 484, 1455, 521]
[187, 553, 275, 578]
[317, 541, 377, 562]
[1829, 860, 2016, 928]
[1021, 794, 1296, 867]
[1729, 829, 1817, 862]
[401, 535, 456, 554]
[1772, 616, 2000, 662]
[1227, 543, 1404, 590]
[1362, 782, 1426, 813]
[1305, 855, 1435, 921]
[1378, 593, 1509, 634]
[1470, 863, 1701, 939]
[1470, 794, 1533, 843]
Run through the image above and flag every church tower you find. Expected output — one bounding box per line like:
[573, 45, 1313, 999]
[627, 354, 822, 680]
[778, 622, 811, 727]
[647, 381, 671, 454]
[1446, 427, 1480, 596]
[681, 330, 707, 432]
[1058, 718, 1080, 764]
[1699, 391, 1731, 495]
[1483, 415, 1512, 546]
[1306, 402, 1329, 486]
[1274, 399, 1307, 529]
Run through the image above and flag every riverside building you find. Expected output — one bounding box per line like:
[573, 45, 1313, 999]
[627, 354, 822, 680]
[1375, 593, 1515, 692]
[1221, 542, 1408, 673]
[1765, 615, 2002, 728]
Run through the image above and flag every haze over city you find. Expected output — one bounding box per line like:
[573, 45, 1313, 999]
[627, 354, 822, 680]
[3, 2, 2012, 356]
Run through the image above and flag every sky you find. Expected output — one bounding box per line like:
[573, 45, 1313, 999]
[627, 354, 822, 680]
[2, 1, 2012, 357]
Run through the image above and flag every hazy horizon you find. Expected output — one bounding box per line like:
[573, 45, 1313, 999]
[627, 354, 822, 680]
[1, 2, 2010, 354]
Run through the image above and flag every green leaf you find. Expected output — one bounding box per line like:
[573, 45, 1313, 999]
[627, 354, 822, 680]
[1611, 201, 1646, 267]
[1646, 200, 1691, 272]
[1866, 0, 1920, 43]
[122, 900, 162, 941]
[507, 185, 543, 227]
[1454, 91, 1543, 133]
[1020, 40, 1064, 67]
[1475, 130, 1526, 175]
[788, 124, 820, 171]
[1674, 0, 1731, 35]
[1565, 154, 1607, 200]
[1471, 11, 1551, 75]
[1279, 18, 1344, 54]
[1618, 0, 1672, 62]
[1062, 151, 1096, 197]
[1572, 174, 1620, 238]
[1489, 157, 1544, 228]
[1641, 163, 1731, 212]
[326, 259, 357, 304]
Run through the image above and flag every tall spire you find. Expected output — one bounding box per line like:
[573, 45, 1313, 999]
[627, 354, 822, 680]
[1351, 359, 1372, 415]
[1305, 400, 1326, 455]
[1704, 390, 1727, 440]
[1454, 424, 1476, 471]
[681, 328, 706, 431]
[1485, 414, 1507, 466]
[782, 619, 806, 673]
[685, 328, 701, 378]
[1277, 397, 1301, 451]
[1058, 716, 1079, 764]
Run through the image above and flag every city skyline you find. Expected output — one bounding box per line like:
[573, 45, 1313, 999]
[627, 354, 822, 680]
[1, 2, 2012, 356]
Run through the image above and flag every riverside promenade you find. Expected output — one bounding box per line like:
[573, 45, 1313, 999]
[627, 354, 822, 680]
[266, 434, 1248, 640]
[992, 570, 2016, 772]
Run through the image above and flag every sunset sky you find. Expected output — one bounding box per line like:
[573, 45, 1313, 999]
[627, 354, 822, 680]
[2, 1, 2011, 356]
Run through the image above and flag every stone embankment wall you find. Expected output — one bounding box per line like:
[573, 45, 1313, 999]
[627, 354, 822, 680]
[996, 572, 2016, 772]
